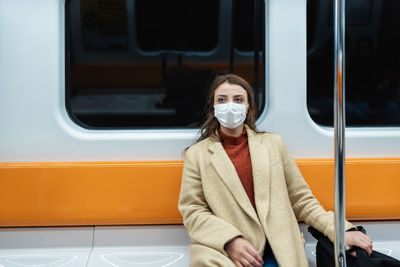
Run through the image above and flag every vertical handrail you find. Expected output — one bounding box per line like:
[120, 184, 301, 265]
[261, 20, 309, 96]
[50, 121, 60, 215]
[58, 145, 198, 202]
[253, 0, 260, 99]
[333, 0, 347, 266]
[229, 0, 235, 73]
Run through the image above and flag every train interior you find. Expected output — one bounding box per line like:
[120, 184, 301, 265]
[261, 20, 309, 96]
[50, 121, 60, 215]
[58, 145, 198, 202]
[1, 0, 400, 266]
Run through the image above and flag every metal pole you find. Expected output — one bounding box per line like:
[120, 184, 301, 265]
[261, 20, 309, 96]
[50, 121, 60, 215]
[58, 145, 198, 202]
[334, 0, 346, 266]
[229, 0, 235, 73]
[253, 0, 260, 99]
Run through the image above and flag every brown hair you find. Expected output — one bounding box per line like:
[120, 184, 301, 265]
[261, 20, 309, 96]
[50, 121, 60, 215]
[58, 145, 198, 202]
[196, 73, 260, 143]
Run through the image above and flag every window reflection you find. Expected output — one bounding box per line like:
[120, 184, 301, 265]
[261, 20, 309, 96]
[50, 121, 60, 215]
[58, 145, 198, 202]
[66, 0, 265, 128]
[82, 0, 129, 51]
[135, 0, 219, 52]
[307, 0, 400, 126]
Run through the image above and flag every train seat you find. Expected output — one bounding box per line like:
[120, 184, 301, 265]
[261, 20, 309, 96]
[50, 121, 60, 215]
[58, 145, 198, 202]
[1, 222, 400, 266]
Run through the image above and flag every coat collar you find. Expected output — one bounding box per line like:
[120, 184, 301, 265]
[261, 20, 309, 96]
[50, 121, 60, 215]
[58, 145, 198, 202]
[208, 125, 271, 224]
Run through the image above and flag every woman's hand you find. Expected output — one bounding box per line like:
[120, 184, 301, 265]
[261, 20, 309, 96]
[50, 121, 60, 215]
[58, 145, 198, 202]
[345, 231, 373, 256]
[225, 237, 264, 267]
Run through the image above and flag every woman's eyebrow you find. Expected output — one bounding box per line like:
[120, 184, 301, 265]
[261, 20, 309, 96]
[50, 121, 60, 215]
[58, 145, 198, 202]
[215, 94, 245, 97]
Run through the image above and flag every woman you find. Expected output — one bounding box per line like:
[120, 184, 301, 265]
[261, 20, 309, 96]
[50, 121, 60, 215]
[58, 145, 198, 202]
[178, 73, 372, 267]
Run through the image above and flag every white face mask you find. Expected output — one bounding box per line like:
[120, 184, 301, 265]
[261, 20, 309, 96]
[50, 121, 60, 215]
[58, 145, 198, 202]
[214, 102, 248, 129]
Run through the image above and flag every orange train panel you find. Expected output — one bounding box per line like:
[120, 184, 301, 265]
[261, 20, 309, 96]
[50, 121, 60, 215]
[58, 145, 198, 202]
[0, 159, 399, 227]
[298, 158, 400, 220]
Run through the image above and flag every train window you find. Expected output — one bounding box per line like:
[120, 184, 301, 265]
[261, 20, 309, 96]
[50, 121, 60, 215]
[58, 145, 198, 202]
[233, 0, 264, 52]
[307, 0, 400, 126]
[135, 1, 218, 52]
[65, 0, 265, 129]
[82, 0, 129, 51]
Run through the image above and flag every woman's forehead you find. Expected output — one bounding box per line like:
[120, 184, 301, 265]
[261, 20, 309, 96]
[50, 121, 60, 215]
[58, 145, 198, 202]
[214, 83, 247, 96]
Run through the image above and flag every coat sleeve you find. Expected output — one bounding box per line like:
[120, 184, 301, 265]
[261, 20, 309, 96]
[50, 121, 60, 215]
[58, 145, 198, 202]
[275, 135, 355, 242]
[178, 147, 242, 256]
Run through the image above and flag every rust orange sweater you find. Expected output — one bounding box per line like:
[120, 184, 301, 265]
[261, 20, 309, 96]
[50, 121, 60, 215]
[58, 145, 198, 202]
[219, 128, 256, 210]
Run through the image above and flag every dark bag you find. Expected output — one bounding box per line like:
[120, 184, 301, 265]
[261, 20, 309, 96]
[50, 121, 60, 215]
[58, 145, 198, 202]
[308, 226, 400, 267]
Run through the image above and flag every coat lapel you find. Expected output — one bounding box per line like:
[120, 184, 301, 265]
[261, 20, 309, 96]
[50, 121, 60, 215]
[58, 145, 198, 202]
[209, 140, 260, 224]
[246, 127, 271, 222]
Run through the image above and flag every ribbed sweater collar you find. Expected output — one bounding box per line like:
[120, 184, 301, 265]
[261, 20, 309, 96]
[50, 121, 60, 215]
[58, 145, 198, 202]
[219, 128, 248, 146]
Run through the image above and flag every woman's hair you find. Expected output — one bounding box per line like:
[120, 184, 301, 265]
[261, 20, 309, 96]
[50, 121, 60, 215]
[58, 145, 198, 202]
[196, 73, 260, 143]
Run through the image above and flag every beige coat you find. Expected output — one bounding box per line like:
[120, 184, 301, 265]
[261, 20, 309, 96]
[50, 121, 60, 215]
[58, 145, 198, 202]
[178, 126, 354, 267]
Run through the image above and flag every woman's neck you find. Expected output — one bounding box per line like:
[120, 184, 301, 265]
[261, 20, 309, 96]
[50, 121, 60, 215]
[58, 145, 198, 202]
[220, 124, 244, 137]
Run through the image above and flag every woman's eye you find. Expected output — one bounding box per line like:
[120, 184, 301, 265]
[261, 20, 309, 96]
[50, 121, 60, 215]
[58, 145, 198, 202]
[235, 98, 244, 103]
[217, 98, 225, 103]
